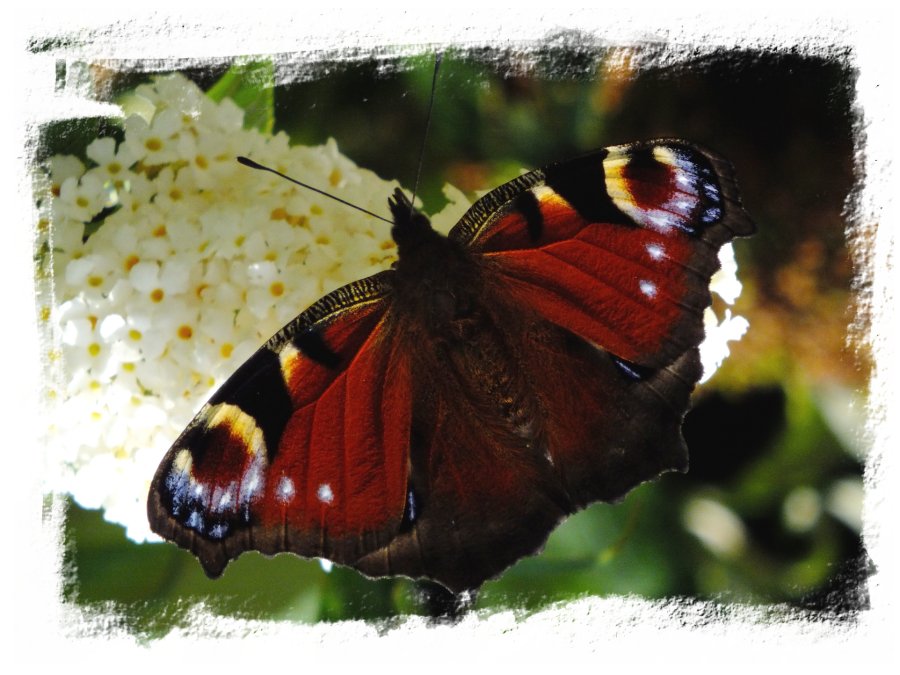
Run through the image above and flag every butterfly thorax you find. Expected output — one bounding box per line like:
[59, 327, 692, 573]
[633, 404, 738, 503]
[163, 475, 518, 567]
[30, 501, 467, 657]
[389, 191, 482, 332]
[388, 200, 545, 450]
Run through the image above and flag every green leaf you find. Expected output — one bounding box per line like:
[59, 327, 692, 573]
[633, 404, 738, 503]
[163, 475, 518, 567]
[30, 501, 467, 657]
[206, 61, 275, 134]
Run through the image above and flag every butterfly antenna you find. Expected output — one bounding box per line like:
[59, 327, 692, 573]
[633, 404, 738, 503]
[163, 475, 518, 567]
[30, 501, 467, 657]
[407, 52, 443, 217]
[236, 156, 394, 225]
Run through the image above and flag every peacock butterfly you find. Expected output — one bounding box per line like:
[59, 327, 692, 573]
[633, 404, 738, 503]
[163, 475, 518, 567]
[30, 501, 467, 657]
[147, 138, 755, 593]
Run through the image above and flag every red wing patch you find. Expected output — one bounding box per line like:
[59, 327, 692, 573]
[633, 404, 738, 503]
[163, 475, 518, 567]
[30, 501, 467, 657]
[265, 309, 411, 551]
[485, 218, 706, 368]
[147, 276, 412, 577]
[454, 141, 754, 370]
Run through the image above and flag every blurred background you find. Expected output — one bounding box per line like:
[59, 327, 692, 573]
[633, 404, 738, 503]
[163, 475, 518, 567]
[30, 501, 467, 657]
[44, 45, 868, 633]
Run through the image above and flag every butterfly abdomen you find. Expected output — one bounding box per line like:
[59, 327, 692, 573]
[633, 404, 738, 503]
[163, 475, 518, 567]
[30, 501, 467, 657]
[389, 219, 548, 452]
[438, 303, 548, 449]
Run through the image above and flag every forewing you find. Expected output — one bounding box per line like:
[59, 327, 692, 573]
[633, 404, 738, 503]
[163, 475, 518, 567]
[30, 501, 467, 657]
[147, 272, 412, 577]
[451, 140, 755, 370]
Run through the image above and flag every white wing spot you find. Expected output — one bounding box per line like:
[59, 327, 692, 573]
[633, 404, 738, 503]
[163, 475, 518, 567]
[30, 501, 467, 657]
[640, 280, 658, 299]
[245, 472, 259, 494]
[317, 483, 334, 505]
[646, 243, 665, 260]
[276, 476, 295, 504]
[649, 213, 673, 230]
[193, 483, 204, 497]
[218, 488, 233, 509]
[188, 510, 204, 531]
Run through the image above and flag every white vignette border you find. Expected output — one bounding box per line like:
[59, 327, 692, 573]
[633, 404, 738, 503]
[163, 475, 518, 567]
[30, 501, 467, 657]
[7, 2, 898, 669]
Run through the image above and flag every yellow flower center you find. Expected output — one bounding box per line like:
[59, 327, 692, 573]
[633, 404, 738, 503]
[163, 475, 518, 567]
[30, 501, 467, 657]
[177, 325, 193, 340]
[150, 289, 164, 303]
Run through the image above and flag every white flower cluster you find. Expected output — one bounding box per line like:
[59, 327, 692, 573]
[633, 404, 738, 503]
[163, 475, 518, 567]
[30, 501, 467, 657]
[702, 245, 750, 384]
[37, 72, 469, 542]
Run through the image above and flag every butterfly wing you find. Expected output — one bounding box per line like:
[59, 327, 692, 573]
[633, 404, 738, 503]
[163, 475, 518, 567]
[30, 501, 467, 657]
[351, 141, 754, 591]
[453, 139, 755, 370]
[147, 272, 412, 577]
[456, 139, 753, 503]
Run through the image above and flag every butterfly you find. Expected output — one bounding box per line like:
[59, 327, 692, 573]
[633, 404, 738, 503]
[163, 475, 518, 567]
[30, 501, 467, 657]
[147, 139, 755, 593]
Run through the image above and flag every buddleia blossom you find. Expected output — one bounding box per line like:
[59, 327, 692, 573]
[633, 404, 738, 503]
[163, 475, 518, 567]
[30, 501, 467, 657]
[701, 244, 750, 383]
[37, 72, 469, 542]
[36, 72, 746, 544]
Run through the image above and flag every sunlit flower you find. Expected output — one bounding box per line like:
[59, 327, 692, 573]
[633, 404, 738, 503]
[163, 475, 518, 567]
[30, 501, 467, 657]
[54, 172, 108, 223]
[699, 244, 750, 383]
[48, 154, 86, 190]
[86, 137, 139, 188]
[123, 107, 185, 166]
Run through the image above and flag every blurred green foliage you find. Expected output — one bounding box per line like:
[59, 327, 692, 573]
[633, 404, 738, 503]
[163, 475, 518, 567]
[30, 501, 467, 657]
[206, 60, 275, 134]
[52, 47, 867, 629]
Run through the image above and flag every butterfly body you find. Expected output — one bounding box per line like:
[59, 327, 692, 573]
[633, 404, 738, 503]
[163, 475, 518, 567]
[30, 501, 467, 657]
[148, 140, 755, 592]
